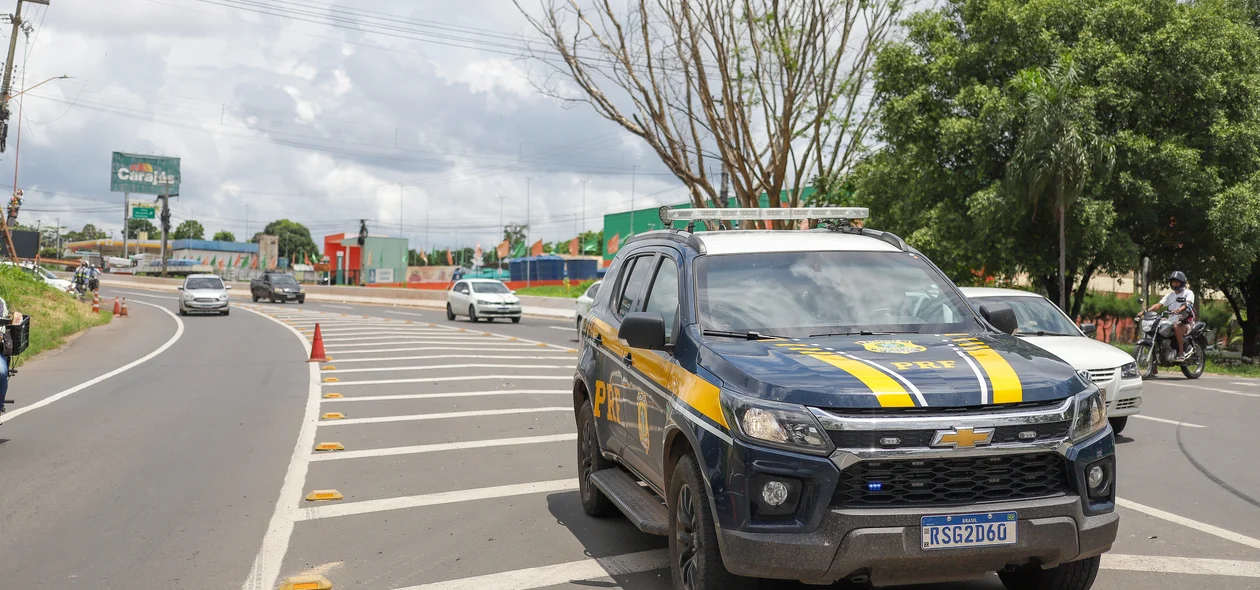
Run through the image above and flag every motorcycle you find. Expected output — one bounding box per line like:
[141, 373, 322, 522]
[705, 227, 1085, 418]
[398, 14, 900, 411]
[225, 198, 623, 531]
[1134, 299, 1207, 379]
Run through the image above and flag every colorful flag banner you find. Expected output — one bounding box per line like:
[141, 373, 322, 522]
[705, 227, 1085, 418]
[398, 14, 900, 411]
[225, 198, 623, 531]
[608, 233, 621, 254]
[496, 240, 509, 258]
[530, 239, 544, 257]
[568, 237, 579, 256]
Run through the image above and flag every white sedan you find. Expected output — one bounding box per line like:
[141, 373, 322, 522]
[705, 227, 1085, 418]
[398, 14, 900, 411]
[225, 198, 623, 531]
[575, 280, 601, 330]
[962, 287, 1143, 435]
[1, 261, 73, 292]
[446, 278, 521, 323]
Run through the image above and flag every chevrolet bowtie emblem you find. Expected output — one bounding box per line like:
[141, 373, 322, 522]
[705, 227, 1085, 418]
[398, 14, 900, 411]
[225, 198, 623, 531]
[931, 426, 995, 448]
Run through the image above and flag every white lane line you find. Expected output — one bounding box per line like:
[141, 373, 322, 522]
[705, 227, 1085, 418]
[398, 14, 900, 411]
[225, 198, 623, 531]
[1156, 382, 1260, 398]
[325, 341, 536, 351]
[549, 326, 574, 331]
[309, 433, 576, 462]
[385, 310, 429, 317]
[0, 300, 185, 425]
[323, 363, 573, 375]
[295, 479, 578, 522]
[321, 304, 354, 309]
[323, 389, 569, 403]
[327, 375, 571, 387]
[328, 355, 572, 364]
[1132, 415, 1206, 428]
[1232, 381, 1257, 387]
[321, 335, 495, 344]
[393, 549, 666, 590]
[238, 308, 323, 590]
[320, 406, 570, 425]
[327, 346, 549, 355]
[1118, 497, 1260, 551]
[1102, 554, 1260, 578]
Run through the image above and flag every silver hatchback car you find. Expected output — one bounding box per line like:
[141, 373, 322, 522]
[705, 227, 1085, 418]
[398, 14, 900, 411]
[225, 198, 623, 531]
[178, 274, 231, 316]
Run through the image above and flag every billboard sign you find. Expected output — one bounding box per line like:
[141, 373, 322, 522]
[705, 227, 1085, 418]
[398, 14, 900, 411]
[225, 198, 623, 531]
[111, 152, 181, 195]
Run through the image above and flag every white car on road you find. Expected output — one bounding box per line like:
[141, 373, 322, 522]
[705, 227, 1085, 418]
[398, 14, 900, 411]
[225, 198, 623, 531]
[962, 287, 1142, 434]
[446, 278, 521, 323]
[575, 280, 601, 330]
[178, 274, 231, 316]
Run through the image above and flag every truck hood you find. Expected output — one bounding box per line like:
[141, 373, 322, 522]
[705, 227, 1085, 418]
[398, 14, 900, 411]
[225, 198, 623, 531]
[696, 332, 1083, 410]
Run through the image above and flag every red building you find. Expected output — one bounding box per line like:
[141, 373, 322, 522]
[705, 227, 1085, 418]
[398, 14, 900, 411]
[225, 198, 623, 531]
[323, 233, 362, 285]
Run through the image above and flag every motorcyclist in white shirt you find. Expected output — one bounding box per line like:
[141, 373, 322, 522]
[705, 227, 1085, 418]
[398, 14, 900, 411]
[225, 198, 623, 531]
[1146, 271, 1196, 362]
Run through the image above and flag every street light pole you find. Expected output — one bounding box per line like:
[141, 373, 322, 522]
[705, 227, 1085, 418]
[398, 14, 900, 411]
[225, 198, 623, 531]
[526, 177, 535, 287]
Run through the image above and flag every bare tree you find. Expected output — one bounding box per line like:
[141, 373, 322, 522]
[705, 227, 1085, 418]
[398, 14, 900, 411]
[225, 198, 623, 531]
[515, 0, 902, 225]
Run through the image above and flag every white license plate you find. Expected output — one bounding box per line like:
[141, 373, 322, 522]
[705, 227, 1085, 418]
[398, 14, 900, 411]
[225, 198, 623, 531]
[921, 511, 1017, 550]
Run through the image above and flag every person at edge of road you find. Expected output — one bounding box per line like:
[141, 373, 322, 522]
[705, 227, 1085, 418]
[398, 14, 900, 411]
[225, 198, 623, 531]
[1146, 270, 1197, 362]
[0, 297, 20, 414]
[73, 260, 89, 293]
[88, 264, 102, 292]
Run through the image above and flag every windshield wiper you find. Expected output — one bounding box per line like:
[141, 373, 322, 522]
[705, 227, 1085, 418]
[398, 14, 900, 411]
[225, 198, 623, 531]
[1027, 331, 1076, 337]
[702, 329, 785, 340]
[808, 330, 920, 338]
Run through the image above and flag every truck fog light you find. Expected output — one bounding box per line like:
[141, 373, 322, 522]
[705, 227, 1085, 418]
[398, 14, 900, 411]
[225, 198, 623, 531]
[762, 480, 789, 506]
[1087, 465, 1105, 489]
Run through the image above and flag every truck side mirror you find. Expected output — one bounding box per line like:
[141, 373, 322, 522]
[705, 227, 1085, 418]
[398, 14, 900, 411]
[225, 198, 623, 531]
[979, 303, 1018, 335]
[619, 312, 667, 351]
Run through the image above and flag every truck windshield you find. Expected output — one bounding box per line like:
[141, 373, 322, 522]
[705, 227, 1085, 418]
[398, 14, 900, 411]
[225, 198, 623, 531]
[971, 295, 1080, 336]
[695, 251, 975, 338]
[186, 278, 225, 290]
[470, 282, 510, 294]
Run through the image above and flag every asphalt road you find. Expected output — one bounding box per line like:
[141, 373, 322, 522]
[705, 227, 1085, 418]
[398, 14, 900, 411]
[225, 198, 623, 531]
[2, 286, 1258, 589]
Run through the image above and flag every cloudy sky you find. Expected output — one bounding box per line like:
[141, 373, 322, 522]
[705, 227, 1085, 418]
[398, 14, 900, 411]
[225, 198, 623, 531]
[10, 0, 683, 250]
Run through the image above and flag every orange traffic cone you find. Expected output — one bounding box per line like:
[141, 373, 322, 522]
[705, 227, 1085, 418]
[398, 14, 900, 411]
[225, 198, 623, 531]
[120, 298, 129, 318]
[92, 293, 100, 314]
[308, 323, 328, 362]
[113, 297, 121, 316]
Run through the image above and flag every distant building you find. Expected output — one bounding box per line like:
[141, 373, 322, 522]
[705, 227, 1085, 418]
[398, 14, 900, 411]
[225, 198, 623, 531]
[323, 232, 408, 285]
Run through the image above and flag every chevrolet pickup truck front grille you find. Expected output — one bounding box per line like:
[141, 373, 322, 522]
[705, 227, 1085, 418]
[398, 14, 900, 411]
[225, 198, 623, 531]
[831, 453, 1070, 508]
[828, 422, 1070, 449]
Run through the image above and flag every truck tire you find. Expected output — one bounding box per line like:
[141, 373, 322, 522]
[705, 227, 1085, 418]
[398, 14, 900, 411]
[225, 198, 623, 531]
[998, 556, 1100, 590]
[577, 399, 616, 517]
[251, 293, 259, 302]
[669, 453, 755, 590]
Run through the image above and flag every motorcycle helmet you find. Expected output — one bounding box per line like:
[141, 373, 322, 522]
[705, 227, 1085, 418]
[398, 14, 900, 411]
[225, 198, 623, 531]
[1169, 270, 1187, 291]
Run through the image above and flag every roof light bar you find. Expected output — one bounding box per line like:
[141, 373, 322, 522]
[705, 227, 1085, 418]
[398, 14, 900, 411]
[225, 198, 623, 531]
[658, 206, 869, 225]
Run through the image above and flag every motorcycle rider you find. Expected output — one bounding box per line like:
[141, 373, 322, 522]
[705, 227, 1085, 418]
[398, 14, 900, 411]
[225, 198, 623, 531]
[0, 297, 18, 414]
[72, 261, 89, 296]
[1146, 271, 1196, 362]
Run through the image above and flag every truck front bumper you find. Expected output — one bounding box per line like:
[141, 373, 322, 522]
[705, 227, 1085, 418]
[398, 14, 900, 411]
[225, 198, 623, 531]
[717, 494, 1118, 586]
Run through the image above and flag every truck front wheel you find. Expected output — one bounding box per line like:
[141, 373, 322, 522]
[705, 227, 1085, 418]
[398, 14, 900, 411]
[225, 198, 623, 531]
[998, 556, 1101, 590]
[669, 454, 754, 590]
[576, 399, 615, 517]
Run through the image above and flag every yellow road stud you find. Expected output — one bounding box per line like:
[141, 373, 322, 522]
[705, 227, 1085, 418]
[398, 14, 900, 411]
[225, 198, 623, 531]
[314, 442, 345, 452]
[305, 490, 344, 502]
[323, 377, 340, 383]
[458, 328, 466, 332]
[321, 412, 345, 420]
[567, 349, 578, 353]
[406, 320, 414, 324]
[509, 337, 518, 341]
[279, 574, 333, 590]
[322, 365, 337, 371]
[537, 343, 548, 347]
[323, 392, 343, 399]
[429, 323, 436, 327]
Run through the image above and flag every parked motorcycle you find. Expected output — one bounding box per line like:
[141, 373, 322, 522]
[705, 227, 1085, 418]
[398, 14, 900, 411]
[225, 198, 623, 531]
[1134, 301, 1207, 379]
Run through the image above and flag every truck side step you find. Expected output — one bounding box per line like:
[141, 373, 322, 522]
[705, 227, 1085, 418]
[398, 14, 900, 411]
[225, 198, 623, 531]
[589, 468, 669, 536]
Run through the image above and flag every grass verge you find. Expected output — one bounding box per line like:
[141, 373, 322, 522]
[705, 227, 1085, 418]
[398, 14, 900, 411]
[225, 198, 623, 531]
[514, 279, 597, 299]
[1, 265, 112, 367]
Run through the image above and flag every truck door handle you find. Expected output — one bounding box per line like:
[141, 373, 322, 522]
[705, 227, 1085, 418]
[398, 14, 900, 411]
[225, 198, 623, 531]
[623, 352, 633, 365]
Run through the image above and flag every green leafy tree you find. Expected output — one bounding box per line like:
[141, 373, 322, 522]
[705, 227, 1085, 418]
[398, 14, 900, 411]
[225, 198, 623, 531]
[173, 219, 205, 240]
[1005, 53, 1114, 309]
[126, 219, 157, 240]
[260, 219, 320, 264]
[213, 230, 235, 242]
[503, 224, 527, 252]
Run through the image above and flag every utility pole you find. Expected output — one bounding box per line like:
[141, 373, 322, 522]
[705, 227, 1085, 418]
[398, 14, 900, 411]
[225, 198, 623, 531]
[526, 177, 535, 287]
[579, 180, 589, 236]
[122, 192, 129, 259]
[159, 179, 171, 277]
[54, 216, 58, 257]
[0, 0, 47, 153]
[398, 183, 403, 238]
[498, 194, 505, 247]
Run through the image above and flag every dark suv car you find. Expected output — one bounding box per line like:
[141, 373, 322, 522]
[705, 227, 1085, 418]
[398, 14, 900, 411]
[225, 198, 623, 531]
[573, 208, 1117, 589]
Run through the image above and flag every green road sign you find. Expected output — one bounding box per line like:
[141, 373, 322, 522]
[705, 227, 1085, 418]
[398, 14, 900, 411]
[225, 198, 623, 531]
[131, 207, 156, 219]
[111, 152, 181, 195]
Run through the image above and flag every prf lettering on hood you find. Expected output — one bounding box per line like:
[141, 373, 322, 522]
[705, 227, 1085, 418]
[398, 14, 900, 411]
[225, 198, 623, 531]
[892, 360, 957, 370]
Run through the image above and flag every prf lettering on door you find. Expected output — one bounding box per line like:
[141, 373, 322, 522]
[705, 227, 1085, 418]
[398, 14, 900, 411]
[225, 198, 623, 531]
[892, 360, 957, 370]
[594, 380, 623, 424]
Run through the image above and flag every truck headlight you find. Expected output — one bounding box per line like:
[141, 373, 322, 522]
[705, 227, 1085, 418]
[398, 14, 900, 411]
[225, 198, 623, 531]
[1072, 385, 1108, 442]
[183, 293, 195, 301]
[721, 389, 833, 456]
[218, 294, 228, 301]
[1120, 362, 1139, 379]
